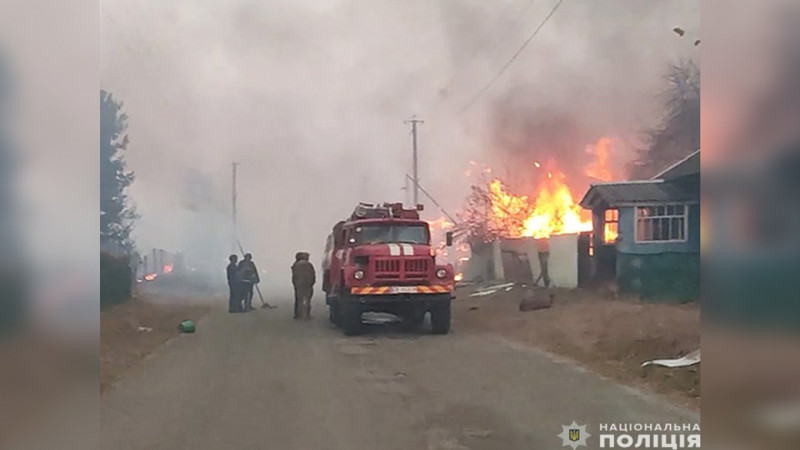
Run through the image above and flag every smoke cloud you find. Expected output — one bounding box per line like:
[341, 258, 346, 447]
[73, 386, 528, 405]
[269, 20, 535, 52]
[101, 0, 698, 296]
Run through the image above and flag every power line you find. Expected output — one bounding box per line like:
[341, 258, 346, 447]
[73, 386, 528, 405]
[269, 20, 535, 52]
[405, 174, 458, 225]
[431, 0, 540, 111]
[457, 0, 567, 116]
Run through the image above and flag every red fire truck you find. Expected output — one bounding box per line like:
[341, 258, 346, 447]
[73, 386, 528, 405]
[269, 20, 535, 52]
[322, 202, 455, 335]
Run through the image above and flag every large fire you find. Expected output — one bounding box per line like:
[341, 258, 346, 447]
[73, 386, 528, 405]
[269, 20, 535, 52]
[487, 168, 592, 239]
[467, 137, 618, 241]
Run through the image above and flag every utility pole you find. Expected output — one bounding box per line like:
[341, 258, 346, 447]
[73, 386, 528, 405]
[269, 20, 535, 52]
[404, 116, 424, 206]
[231, 162, 239, 254]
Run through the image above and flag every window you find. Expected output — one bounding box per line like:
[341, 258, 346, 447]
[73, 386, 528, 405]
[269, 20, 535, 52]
[636, 204, 687, 242]
[604, 209, 619, 243]
[351, 224, 430, 245]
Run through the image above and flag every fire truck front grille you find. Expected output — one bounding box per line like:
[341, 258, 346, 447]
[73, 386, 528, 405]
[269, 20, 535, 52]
[375, 260, 400, 273]
[373, 258, 429, 280]
[404, 259, 428, 274]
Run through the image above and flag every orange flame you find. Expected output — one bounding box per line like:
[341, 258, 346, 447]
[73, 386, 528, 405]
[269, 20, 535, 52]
[144, 273, 157, 281]
[427, 215, 471, 282]
[487, 169, 592, 239]
[602, 209, 619, 243]
[604, 225, 619, 243]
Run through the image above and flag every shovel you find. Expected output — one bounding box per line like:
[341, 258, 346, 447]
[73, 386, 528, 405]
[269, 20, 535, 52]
[254, 283, 277, 309]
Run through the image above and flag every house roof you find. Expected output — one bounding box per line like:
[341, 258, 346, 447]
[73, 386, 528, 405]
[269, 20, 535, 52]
[652, 149, 700, 180]
[579, 180, 696, 209]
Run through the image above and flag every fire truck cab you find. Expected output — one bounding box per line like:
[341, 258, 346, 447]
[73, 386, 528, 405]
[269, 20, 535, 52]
[322, 202, 455, 335]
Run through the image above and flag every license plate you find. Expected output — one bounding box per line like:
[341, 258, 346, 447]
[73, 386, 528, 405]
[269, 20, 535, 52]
[389, 286, 417, 294]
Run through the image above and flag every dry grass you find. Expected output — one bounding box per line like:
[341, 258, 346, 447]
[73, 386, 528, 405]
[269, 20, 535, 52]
[101, 293, 211, 394]
[453, 285, 701, 410]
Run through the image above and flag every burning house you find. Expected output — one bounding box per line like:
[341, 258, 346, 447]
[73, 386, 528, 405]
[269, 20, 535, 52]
[580, 149, 700, 301]
[454, 156, 597, 288]
[450, 140, 700, 299]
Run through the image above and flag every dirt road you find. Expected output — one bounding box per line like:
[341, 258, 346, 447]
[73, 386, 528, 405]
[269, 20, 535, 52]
[101, 297, 698, 449]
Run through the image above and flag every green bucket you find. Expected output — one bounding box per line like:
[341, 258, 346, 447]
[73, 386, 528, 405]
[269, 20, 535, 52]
[179, 320, 196, 333]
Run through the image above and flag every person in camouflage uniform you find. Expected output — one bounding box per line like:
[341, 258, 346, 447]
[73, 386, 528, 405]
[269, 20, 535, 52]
[291, 252, 315, 320]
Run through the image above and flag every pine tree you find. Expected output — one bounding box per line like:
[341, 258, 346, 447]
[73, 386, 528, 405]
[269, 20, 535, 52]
[100, 90, 137, 254]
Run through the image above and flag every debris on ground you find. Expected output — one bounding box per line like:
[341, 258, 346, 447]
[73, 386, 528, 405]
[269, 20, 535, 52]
[642, 349, 700, 368]
[469, 282, 515, 297]
[137, 326, 153, 333]
[179, 320, 196, 333]
[463, 428, 493, 439]
[518, 287, 554, 312]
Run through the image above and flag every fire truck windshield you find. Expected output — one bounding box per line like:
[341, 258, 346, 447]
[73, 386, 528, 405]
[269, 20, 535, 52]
[353, 224, 429, 245]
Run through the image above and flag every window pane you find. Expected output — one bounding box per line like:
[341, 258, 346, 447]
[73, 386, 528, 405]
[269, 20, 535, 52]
[659, 218, 667, 240]
[670, 218, 681, 239]
[652, 218, 661, 240]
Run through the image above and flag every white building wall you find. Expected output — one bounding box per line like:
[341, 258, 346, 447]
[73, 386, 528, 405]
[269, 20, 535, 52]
[548, 233, 579, 288]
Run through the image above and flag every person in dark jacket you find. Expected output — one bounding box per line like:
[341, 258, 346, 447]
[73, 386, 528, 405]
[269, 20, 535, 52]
[226, 255, 240, 313]
[291, 252, 316, 320]
[237, 253, 260, 311]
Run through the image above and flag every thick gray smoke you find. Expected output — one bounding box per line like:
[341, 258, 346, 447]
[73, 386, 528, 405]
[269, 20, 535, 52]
[101, 0, 698, 297]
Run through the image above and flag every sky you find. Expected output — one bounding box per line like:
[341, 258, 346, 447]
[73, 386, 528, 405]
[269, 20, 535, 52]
[100, 0, 699, 294]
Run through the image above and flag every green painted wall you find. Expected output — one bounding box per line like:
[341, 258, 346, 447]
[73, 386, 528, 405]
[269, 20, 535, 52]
[616, 252, 700, 302]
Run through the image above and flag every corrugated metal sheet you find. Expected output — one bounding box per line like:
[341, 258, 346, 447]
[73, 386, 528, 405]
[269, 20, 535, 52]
[580, 180, 696, 208]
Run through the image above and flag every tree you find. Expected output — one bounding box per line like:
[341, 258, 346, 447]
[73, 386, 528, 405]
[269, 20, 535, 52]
[100, 90, 137, 254]
[458, 184, 494, 248]
[629, 60, 700, 178]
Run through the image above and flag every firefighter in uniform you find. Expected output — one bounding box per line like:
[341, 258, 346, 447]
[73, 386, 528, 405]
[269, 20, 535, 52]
[237, 253, 260, 311]
[291, 252, 316, 320]
[226, 254, 240, 312]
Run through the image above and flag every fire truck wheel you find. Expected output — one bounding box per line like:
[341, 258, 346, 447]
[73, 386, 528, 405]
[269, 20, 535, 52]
[328, 301, 341, 326]
[430, 301, 451, 335]
[401, 309, 425, 332]
[341, 303, 363, 336]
